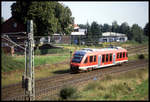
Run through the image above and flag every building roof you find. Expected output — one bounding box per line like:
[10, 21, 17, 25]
[53, 33, 61, 35]
[102, 32, 126, 37]
[1, 16, 26, 34]
[71, 32, 85, 35]
[74, 24, 79, 29]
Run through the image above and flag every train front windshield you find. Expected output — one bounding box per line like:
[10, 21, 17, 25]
[71, 54, 84, 63]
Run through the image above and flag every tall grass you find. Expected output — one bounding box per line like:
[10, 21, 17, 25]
[2, 51, 70, 73]
[1, 51, 24, 72]
[34, 48, 70, 55]
[34, 54, 70, 66]
[12, 54, 70, 69]
[70, 67, 148, 100]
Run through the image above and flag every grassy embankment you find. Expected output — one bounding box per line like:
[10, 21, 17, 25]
[2, 48, 70, 87]
[71, 67, 148, 100]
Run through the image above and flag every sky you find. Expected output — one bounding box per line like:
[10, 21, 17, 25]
[1, 1, 149, 28]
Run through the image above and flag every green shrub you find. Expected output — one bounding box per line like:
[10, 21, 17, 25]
[138, 54, 145, 59]
[40, 49, 48, 55]
[59, 86, 77, 100]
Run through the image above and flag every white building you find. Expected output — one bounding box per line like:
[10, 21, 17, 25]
[71, 24, 87, 36]
[99, 32, 128, 42]
[71, 24, 87, 44]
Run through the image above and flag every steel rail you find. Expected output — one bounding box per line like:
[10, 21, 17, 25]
[4, 60, 148, 100]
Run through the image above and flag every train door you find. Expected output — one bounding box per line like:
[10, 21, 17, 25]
[113, 53, 115, 64]
[98, 55, 101, 66]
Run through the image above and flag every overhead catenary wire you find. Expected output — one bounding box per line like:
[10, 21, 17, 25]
[1, 33, 73, 45]
[1, 35, 26, 51]
[1, 35, 71, 39]
[1, 36, 57, 46]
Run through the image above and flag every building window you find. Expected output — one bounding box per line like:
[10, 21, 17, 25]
[13, 22, 17, 28]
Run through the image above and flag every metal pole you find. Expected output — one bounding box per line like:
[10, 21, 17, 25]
[24, 42, 27, 100]
[22, 20, 35, 101]
[28, 20, 35, 100]
[24, 43, 26, 76]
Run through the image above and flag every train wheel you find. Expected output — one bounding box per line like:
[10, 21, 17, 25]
[119, 63, 122, 66]
[92, 68, 94, 71]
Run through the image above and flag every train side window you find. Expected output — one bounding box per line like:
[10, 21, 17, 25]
[110, 54, 112, 62]
[102, 54, 105, 63]
[106, 54, 108, 62]
[90, 56, 93, 62]
[94, 55, 96, 62]
[84, 57, 88, 63]
[126, 52, 128, 57]
[117, 53, 119, 59]
[120, 52, 122, 58]
[123, 52, 125, 58]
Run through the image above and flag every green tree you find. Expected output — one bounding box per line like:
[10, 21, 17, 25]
[143, 22, 149, 37]
[99, 24, 103, 33]
[90, 21, 101, 44]
[85, 22, 92, 43]
[130, 24, 144, 43]
[1, 17, 4, 24]
[78, 24, 87, 29]
[102, 23, 111, 32]
[11, 1, 74, 36]
[112, 20, 119, 33]
[119, 22, 130, 34]
[55, 5, 74, 35]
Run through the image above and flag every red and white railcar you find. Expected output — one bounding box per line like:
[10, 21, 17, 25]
[70, 46, 128, 73]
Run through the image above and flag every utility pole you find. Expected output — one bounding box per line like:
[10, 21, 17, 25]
[22, 20, 35, 101]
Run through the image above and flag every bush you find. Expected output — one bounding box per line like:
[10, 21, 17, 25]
[138, 54, 145, 59]
[40, 49, 48, 55]
[59, 86, 78, 100]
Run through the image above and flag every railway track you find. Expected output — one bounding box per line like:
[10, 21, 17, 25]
[126, 44, 148, 50]
[128, 46, 148, 53]
[2, 59, 148, 100]
[2, 45, 149, 100]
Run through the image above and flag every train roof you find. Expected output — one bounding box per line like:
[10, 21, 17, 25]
[74, 46, 127, 55]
